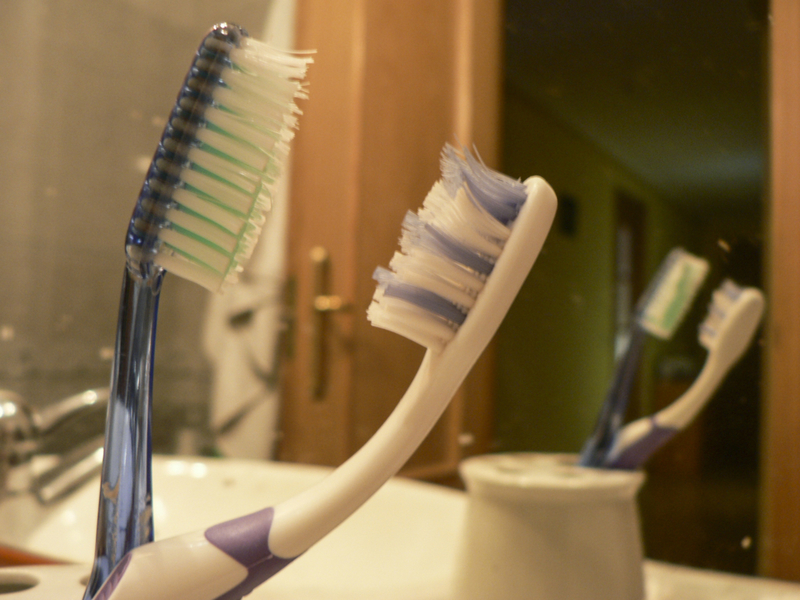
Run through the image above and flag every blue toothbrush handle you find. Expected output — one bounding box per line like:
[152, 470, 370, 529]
[83, 268, 161, 600]
[579, 326, 647, 467]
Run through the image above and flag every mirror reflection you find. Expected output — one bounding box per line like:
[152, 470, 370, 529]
[497, 0, 766, 576]
[0, 0, 776, 594]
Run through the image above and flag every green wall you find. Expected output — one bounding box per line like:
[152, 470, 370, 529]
[494, 87, 693, 452]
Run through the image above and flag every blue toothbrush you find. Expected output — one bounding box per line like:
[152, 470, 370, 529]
[579, 248, 709, 467]
[82, 23, 311, 599]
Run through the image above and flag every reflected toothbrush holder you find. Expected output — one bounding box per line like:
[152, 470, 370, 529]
[454, 453, 645, 600]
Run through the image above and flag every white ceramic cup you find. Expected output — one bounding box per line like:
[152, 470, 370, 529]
[453, 452, 645, 600]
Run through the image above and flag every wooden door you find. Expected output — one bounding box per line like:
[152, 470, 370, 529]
[761, 0, 800, 580]
[277, 0, 503, 483]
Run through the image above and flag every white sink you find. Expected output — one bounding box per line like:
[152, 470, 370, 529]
[1, 455, 800, 599]
[12, 456, 465, 600]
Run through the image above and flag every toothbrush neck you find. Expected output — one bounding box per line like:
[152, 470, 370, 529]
[125, 240, 167, 289]
[654, 355, 724, 430]
[83, 268, 162, 600]
[268, 349, 456, 558]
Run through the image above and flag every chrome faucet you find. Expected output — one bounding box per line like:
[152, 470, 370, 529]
[0, 388, 109, 504]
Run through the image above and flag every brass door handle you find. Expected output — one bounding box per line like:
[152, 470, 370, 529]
[310, 246, 350, 398]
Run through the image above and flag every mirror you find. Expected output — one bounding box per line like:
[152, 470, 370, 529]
[495, 0, 766, 576]
[0, 0, 281, 451]
[0, 0, 772, 584]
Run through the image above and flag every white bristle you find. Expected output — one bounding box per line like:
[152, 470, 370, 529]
[152, 37, 312, 292]
[399, 247, 486, 294]
[164, 209, 238, 253]
[170, 188, 249, 235]
[699, 279, 743, 349]
[388, 252, 478, 309]
[418, 184, 506, 259]
[193, 127, 272, 173]
[367, 146, 524, 351]
[154, 253, 225, 292]
[159, 228, 233, 274]
[638, 248, 710, 340]
[367, 289, 457, 351]
[178, 168, 257, 214]
[210, 87, 292, 135]
[202, 106, 280, 153]
[186, 146, 262, 195]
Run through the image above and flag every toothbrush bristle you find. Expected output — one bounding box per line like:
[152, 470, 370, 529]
[441, 144, 527, 225]
[126, 23, 312, 292]
[367, 144, 528, 351]
[698, 279, 743, 349]
[637, 248, 709, 340]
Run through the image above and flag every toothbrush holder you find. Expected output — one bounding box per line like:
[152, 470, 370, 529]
[453, 452, 646, 600]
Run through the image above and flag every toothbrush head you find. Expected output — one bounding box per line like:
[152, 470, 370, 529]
[126, 23, 311, 291]
[638, 247, 709, 339]
[270, 144, 555, 560]
[367, 144, 540, 352]
[699, 279, 765, 369]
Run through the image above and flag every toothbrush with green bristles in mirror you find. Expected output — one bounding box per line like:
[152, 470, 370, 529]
[579, 247, 710, 467]
[603, 278, 765, 470]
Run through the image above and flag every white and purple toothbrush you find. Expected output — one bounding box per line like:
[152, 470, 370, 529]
[603, 279, 764, 470]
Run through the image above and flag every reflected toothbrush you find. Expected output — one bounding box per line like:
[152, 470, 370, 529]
[603, 279, 765, 470]
[88, 144, 557, 600]
[83, 23, 311, 599]
[579, 248, 709, 467]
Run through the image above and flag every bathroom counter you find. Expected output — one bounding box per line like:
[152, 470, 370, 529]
[1, 559, 799, 600]
[1, 456, 798, 600]
[644, 561, 800, 599]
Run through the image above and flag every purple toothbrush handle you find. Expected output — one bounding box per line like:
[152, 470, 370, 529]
[205, 507, 296, 600]
[605, 419, 678, 470]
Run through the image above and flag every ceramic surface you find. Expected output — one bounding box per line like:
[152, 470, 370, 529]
[0, 455, 798, 599]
